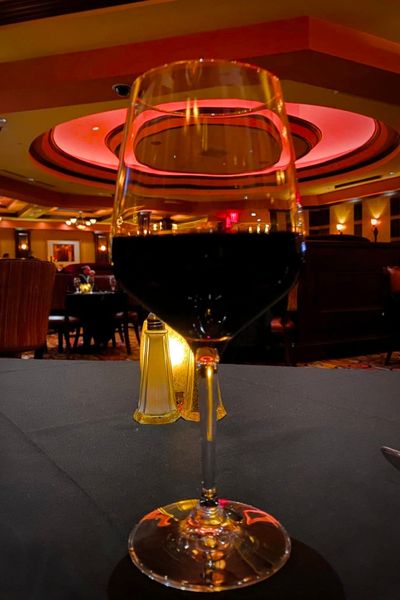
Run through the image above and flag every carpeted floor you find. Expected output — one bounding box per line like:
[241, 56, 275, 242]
[22, 327, 140, 361]
[298, 353, 400, 371]
[20, 329, 400, 371]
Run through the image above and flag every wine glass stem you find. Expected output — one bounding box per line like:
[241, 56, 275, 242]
[196, 347, 220, 507]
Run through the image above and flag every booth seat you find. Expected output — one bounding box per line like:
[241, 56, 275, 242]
[383, 266, 400, 365]
[61, 262, 113, 275]
[279, 236, 400, 363]
[225, 236, 400, 365]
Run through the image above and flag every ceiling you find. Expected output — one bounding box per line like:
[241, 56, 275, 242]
[1, 0, 400, 229]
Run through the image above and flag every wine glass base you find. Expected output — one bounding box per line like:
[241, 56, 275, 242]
[128, 498, 291, 592]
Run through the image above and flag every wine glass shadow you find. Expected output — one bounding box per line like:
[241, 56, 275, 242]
[107, 538, 345, 600]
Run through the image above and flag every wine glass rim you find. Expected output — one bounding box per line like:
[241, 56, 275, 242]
[131, 58, 281, 117]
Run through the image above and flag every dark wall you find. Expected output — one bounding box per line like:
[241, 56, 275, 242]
[295, 237, 400, 360]
[223, 237, 400, 364]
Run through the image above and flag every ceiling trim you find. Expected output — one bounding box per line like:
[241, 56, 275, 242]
[1, 14, 400, 218]
[1, 17, 400, 113]
[0, 174, 113, 209]
[301, 174, 400, 207]
[0, 0, 149, 26]
[0, 217, 110, 230]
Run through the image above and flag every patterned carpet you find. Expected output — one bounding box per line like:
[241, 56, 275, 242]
[19, 330, 400, 371]
[298, 353, 400, 371]
[22, 328, 140, 361]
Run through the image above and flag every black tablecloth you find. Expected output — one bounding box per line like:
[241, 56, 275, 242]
[1, 359, 400, 599]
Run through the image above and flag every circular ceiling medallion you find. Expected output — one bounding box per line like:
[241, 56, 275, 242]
[30, 103, 396, 188]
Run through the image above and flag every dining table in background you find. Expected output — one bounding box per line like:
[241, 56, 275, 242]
[1, 358, 400, 599]
[65, 290, 130, 352]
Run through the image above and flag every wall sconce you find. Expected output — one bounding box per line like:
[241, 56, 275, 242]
[336, 223, 346, 234]
[138, 211, 151, 235]
[371, 218, 380, 242]
[94, 233, 110, 263]
[15, 229, 31, 258]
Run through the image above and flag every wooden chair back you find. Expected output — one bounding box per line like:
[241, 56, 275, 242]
[0, 259, 56, 354]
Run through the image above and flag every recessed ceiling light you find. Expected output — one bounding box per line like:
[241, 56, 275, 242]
[389, 171, 396, 175]
[112, 84, 131, 97]
[92, 126, 100, 131]
[27, 177, 35, 182]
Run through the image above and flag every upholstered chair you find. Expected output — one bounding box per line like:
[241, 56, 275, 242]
[0, 258, 56, 358]
[383, 266, 400, 365]
[48, 273, 82, 352]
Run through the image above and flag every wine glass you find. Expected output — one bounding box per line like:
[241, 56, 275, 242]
[73, 277, 81, 293]
[109, 275, 117, 292]
[112, 58, 304, 592]
[87, 275, 95, 293]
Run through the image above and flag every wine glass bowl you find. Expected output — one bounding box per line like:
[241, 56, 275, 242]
[112, 58, 304, 592]
[112, 60, 303, 349]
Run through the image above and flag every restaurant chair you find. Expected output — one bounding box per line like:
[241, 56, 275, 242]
[48, 273, 82, 352]
[126, 295, 147, 345]
[93, 276, 138, 352]
[93, 274, 113, 291]
[112, 293, 145, 353]
[113, 289, 146, 351]
[113, 309, 132, 353]
[270, 282, 298, 366]
[0, 258, 55, 358]
[89, 275, 128, 349]
[383, 266, 400, 365]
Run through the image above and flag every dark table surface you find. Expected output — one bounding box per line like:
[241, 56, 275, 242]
[1, 358, 400, 600]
